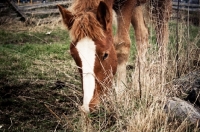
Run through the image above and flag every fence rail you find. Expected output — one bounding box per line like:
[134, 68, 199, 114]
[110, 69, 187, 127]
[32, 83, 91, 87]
[4, 0, 200, 24]
[7, 0, 72, 21]
[172, 2, 200, 12]
[172, 2, 200, 26]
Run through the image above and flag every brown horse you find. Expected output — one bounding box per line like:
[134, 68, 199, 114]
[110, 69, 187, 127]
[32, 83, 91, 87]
[58, 0, 172, 112]
[58, 0, 117, 112]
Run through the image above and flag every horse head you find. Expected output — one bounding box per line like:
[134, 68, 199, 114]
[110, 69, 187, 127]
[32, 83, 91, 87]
[58, 1, 117, 113]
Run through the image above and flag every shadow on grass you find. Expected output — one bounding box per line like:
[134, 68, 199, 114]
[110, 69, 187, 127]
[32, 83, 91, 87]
[0, 77, 80, 131]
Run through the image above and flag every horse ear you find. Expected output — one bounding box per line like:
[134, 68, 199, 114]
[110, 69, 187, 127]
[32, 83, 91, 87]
[57, 5, 74, 30]
[96, 1, 111, 31]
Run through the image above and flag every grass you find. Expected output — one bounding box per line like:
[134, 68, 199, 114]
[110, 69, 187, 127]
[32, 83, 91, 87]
[0, 26, 83, 131]
[0, 26, 68, 45]
[0, 38, 71, 81]
[0, 19, 200, 131]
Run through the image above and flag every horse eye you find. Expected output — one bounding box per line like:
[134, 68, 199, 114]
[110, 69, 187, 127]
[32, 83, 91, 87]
[103, 52, 109, 60]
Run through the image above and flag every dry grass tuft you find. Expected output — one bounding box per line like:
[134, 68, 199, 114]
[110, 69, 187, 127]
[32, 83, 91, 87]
[72, 14, 200, 131]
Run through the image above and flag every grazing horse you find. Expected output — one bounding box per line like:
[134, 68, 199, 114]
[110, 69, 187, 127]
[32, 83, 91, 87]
[58, 0, 171, 112]
[58, 0, 117, 112]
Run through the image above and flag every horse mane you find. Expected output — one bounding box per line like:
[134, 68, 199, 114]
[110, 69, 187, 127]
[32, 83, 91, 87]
[71, 0, 100, 13]
[69, 0, 106, 41]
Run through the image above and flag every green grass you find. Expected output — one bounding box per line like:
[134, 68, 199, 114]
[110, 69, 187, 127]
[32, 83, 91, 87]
[169, 21, 200, 47]
[0, 27, 69, 45]
[0, 27, 83, 131]
[0, 40, 71, 82]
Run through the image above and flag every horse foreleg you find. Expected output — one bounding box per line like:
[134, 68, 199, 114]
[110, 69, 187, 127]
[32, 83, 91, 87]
[151, 0, 172, 86]
[131, 5, 149, 65]
[130, 5, 149, 95]
[152, 0, 171, 49]
[114, 1, 135, 97]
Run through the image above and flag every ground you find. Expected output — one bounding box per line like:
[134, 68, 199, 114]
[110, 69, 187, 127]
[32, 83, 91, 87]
[0, 23, 82, 131]
[0, 17, 200, 131]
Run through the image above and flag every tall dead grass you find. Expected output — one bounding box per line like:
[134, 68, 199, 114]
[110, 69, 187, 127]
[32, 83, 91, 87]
[72, 14, 200, 132]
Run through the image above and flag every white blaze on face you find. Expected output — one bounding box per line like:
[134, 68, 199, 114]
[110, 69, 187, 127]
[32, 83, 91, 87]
[76, 37, 96, 112]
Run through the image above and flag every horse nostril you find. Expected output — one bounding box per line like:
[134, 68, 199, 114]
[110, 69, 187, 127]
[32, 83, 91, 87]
[103, 52, 109, 60]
